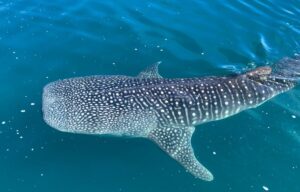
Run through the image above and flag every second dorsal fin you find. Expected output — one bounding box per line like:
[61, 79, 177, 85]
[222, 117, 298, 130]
[244, 66, 272, 80]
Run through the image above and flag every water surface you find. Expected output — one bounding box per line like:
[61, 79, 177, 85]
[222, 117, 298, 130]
[0, 0, 300, 191]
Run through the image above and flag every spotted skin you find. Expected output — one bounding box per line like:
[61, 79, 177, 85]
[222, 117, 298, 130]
[43, 57, 299, 181]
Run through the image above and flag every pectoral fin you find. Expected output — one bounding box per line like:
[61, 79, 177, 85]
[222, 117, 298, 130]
[148, 126, 214, 181]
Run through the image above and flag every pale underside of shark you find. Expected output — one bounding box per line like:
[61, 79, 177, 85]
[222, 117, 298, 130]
[42, 56, 300, 181]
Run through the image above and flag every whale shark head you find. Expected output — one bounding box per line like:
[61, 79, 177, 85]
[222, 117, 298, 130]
[42, 77, 118, 135]
[42, 80, 72, 132]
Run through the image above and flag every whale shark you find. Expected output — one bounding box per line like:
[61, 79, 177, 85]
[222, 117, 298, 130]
[42, 55, 300, 181]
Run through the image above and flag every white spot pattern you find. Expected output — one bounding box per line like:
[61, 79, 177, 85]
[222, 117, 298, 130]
[42, 64, 295, 181]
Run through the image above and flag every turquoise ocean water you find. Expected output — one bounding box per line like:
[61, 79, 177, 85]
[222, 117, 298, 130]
[0, 0, 300, 191]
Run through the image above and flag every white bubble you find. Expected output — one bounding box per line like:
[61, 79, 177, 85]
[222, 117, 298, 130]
[212, 151, 216, 155]
[262, 186, 269, 191]
[30, 102, 35, 106]
[291, 115, 296, 119]
[20, 109, 26, 113]
[1, 121, 6, 125]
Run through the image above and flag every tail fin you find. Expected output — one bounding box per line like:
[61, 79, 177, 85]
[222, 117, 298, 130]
[272, 55, 300, 81]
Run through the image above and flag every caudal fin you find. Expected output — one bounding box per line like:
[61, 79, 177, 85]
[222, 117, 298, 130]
[272, 55, 300, 81]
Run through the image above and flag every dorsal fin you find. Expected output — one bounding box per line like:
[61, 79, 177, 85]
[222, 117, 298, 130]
[137, 61, 162, 78]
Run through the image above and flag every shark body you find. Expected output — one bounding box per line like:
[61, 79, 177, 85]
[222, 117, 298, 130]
[43, 56, 300, 181]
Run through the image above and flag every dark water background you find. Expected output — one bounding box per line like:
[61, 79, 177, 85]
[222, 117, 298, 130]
[1, 0, 300, 191]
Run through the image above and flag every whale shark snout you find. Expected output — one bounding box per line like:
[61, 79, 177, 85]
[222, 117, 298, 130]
[42, 81, 70, 132]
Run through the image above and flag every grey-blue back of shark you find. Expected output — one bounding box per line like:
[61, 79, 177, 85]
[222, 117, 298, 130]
[43, 57, 300, 181]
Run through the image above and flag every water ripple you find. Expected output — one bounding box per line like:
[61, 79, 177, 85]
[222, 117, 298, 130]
[1, 1, 300, 191]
